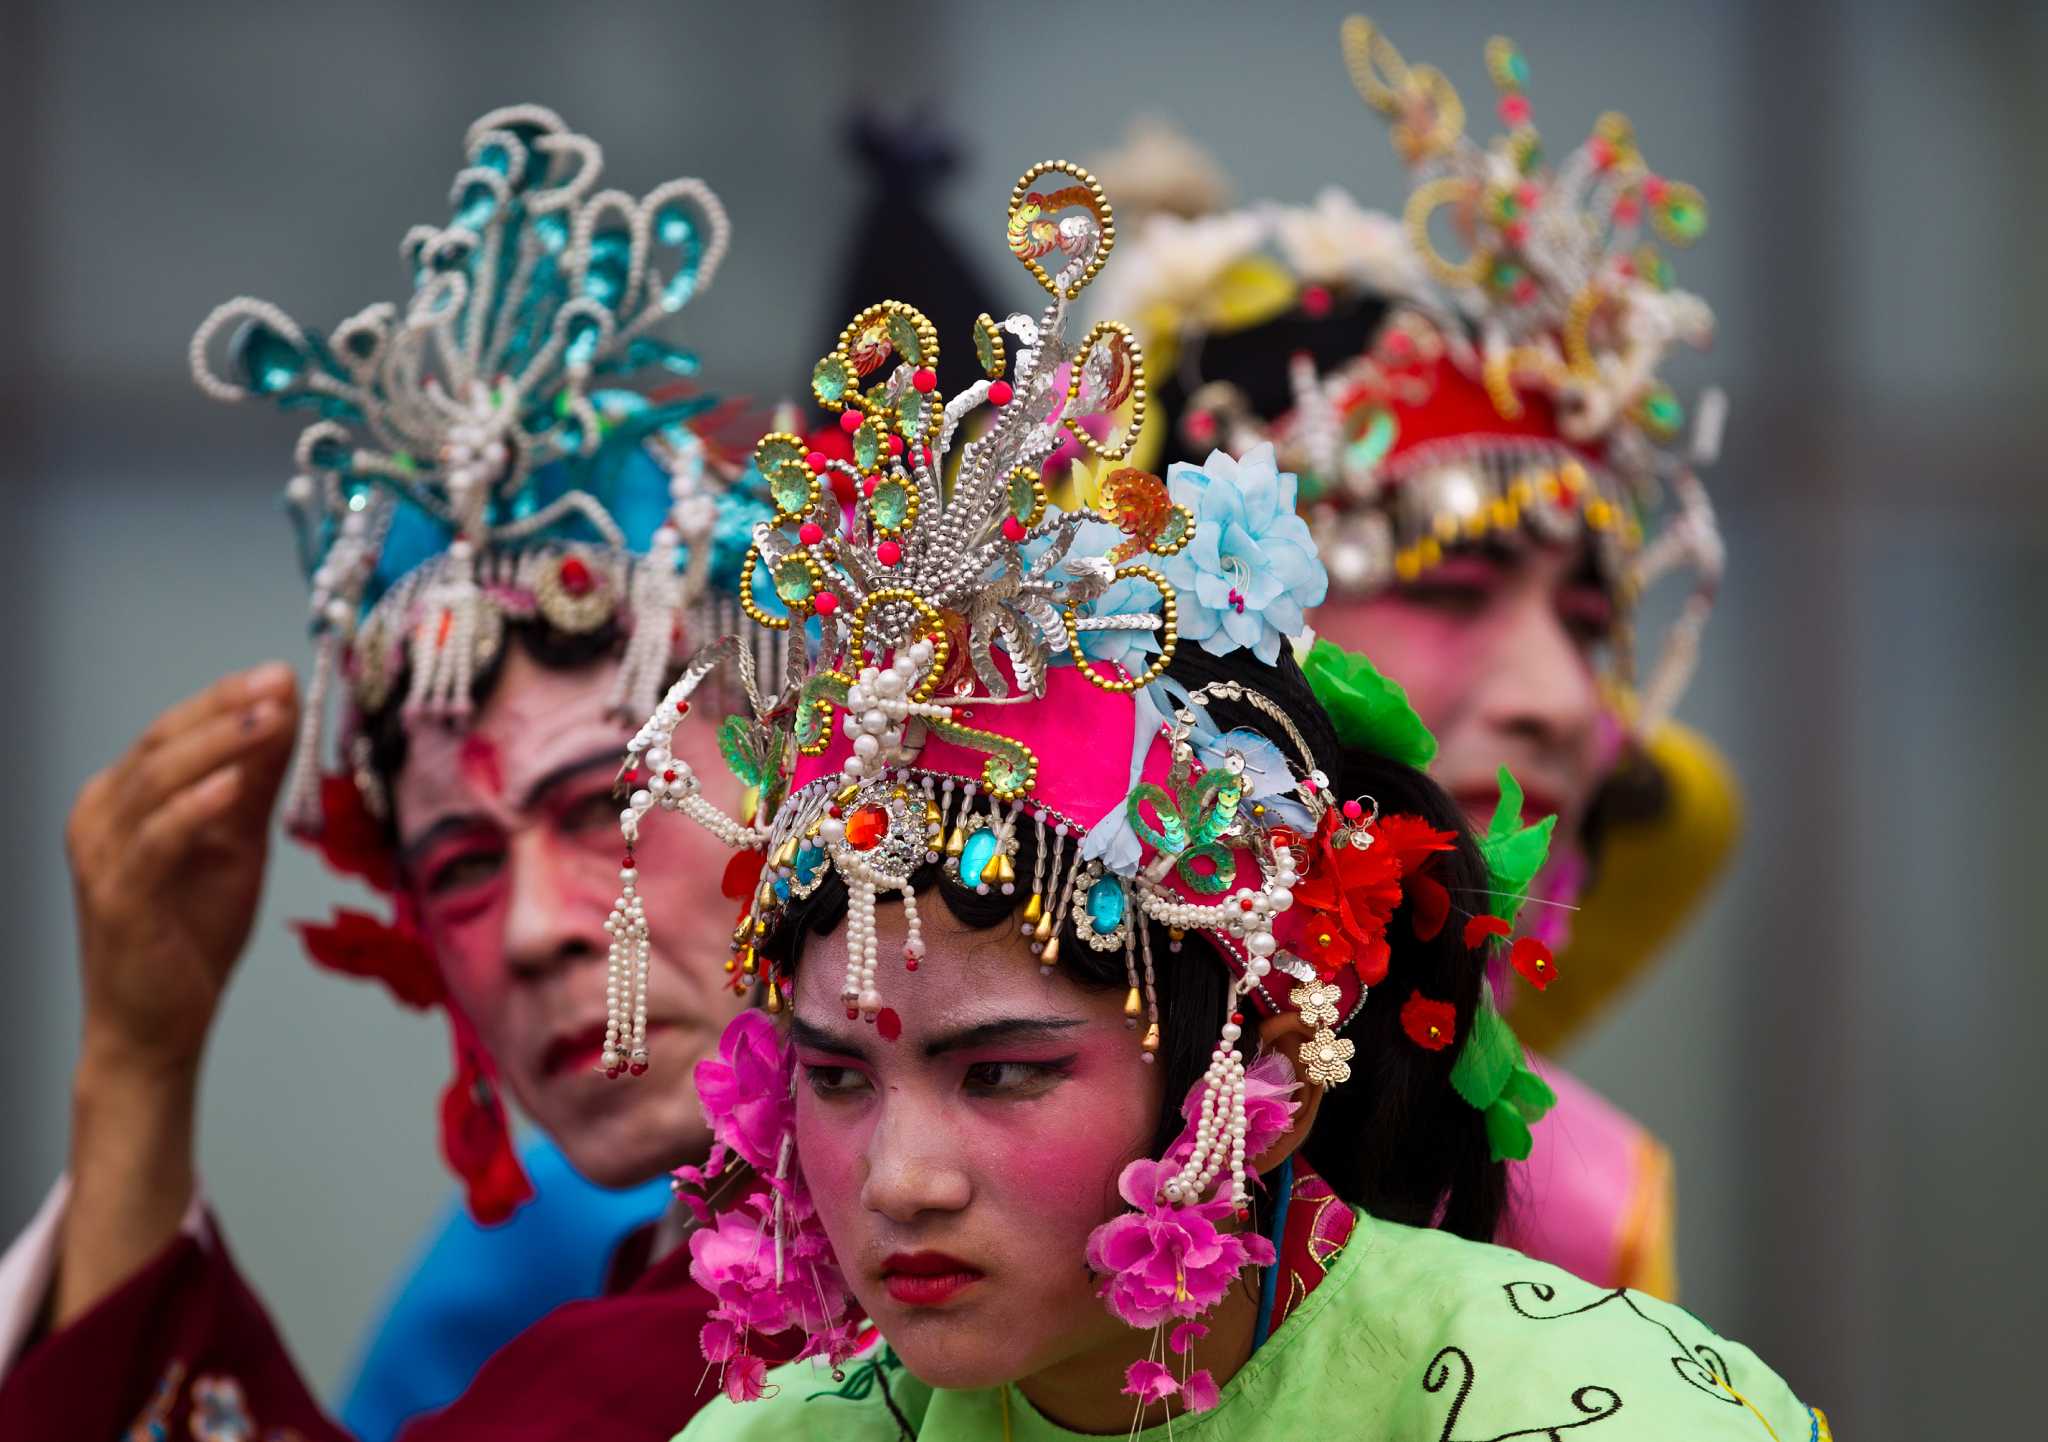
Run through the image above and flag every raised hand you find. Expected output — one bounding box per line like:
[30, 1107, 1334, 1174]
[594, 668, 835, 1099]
[67, 662, 300, 1073]
[55, 661, 300, 1329]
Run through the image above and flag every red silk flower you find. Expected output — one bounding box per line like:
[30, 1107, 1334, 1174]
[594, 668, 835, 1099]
[1509, 935, 1558, 991]
[1401, 991, 1458, 1051]
[312, 774, 397, 892]
[1462, 914, 1512, 950]
[1277, 810, 1456, 986]
[294, 907, 443, 1010]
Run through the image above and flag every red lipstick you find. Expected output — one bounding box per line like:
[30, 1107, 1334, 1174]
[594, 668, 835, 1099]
[880, 1251, 985, 1307]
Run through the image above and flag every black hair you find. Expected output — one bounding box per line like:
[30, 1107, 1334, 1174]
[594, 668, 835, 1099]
[759, 641, 1506, 1241]
[1154, 291, 1390, 472]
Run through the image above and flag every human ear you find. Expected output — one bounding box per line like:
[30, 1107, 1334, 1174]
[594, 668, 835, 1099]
[1247, 1010, 1324, 1175]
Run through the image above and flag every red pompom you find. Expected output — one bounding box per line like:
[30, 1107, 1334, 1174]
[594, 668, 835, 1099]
[721, 849, 765, 902]
[987, 380, 1014, 406]
[439, 1014, 533, 1225]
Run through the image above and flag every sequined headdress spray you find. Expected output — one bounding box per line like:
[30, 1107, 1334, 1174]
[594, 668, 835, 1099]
[190, 106, 766, 1222]
[1098, 18, 1726, 731]
[609, 161, 1533, 1410]
[192, 104, 770, 834]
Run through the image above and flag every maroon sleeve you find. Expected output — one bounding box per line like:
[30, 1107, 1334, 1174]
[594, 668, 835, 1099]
[0, 1218, 349, 1442]
[395, 1245, 795, 1442]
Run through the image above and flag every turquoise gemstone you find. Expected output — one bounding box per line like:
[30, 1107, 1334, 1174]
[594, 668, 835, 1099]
[960, 828, 1000, 888]
[453, 180, 497, 231]
[793, 845, 824, 886]
[582, 231, 630, 309]
[234, 320, 306, 396]
[1086, 876, 1126, 934]
[564, 313, 602, 369]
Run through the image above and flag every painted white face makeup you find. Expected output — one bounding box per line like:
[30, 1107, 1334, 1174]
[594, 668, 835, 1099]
[393, 643, 746, 1187]
[788, 901, 1164, 1397]
[1314, 542, 1616, 843]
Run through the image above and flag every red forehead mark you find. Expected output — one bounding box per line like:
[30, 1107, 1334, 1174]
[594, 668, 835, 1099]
[459, 734, 505, 800]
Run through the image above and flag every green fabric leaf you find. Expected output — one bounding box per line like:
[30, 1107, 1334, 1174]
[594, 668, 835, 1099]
[717, 715, 769, 789]
[1485, 1099, 1536, 1162]
[1478, 766, 1556, 927]
[1500, 1060, 1558, 1125]
[1449, 998, 1521, 1111]
[1301, 639, 1437, 769]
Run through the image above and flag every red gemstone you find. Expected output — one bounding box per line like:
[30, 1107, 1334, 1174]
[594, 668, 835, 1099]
[987, 380, 1013, 406]
[559, 556, 595, 596]
[676, 700, 691, 716]
[911, 368, 938, 394]
[904, 958, 919, 972]
[844, 803, 890, 850]
[1230, 1012, 1244, 1025]
[663, 770, 677, 782]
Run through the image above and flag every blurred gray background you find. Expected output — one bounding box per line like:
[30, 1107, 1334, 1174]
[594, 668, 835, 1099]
[3, 0, 2043, 1435]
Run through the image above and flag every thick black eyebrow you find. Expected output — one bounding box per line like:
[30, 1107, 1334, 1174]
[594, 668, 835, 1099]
[396, 745, 626, 865]
[921, 1017, 1085, 1060]
[520, 745, 634, 811]
[791, 1016, 872, 1062]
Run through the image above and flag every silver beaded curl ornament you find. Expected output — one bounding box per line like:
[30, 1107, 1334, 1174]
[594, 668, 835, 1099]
[189, 104, 763, 837]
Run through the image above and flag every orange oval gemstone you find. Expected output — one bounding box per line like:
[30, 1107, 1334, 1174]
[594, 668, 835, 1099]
[845, 804, 890, 850]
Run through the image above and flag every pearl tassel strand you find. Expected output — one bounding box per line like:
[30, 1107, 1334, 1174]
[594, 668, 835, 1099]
[1161, 1002, 1253, 1214]
[602, 855, 650, 1078]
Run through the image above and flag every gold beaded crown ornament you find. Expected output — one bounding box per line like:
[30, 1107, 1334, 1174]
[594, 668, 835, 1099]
[191, 105, 775, 834]
[606, 157, 1449, 1146]
[1096, 17, 1727, 731]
